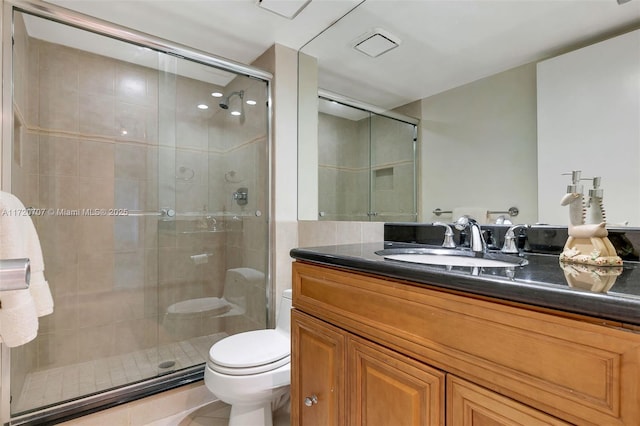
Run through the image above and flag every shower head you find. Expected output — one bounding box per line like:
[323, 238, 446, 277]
[219, 90, 244, 109]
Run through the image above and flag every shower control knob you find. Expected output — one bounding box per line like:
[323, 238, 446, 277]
[304, 395, 318, 407]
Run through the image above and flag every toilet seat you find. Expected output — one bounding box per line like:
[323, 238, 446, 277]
[167, 297, 232, 316]
[208, 329, 290, 376]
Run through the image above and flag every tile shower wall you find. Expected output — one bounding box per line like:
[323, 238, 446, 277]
[318, 110, 416, 222]
[9, 22, 267, 413]
[318, 112, 369, 220]
[370, 114, 416, 222]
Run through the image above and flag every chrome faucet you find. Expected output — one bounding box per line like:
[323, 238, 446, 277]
[454, 216, 486, 253]
[433, 222, 456, 248]
[501, 224, 530, 254]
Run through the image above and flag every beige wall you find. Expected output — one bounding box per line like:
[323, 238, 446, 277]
[252, 44, 299, 325]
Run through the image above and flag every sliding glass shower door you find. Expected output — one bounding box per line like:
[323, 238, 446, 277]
[6, 6, 269, 421]
[317, 97, 417, 221]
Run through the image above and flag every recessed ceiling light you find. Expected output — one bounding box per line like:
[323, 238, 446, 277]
[197, 104, 209, 110]
[352, 28, 401, 58]
[211, 92, 223, 97]
[231, 111, 241, 116]
[246, 100, 257, 105]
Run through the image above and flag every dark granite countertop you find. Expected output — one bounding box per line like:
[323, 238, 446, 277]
[290, 242, 640, 326]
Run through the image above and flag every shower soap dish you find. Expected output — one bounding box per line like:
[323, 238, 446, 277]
[559, 171, 622, 267]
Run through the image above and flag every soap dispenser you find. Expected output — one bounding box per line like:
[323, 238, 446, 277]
[585, 176, 606, 225]
[560, 170, 585, 227]
[559, 171, 621, 267]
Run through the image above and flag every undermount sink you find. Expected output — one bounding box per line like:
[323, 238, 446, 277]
[375, 247, 528, 268]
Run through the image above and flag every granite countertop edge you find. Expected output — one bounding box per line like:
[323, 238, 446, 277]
[290, 243, 640, 327]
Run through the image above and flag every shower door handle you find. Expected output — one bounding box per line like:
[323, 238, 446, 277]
[160, 208, 176, 217]
[128, 208, 175, 218]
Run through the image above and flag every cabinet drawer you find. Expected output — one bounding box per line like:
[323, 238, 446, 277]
[293, 262, 640, 425]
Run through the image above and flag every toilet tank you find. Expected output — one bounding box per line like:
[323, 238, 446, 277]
[223, 267, 265, 309]
[276, 289, 293, 334]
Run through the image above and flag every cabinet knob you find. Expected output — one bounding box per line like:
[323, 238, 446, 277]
[304, 395, 318, 407]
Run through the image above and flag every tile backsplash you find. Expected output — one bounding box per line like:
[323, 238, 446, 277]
[384, 223, 640, 261]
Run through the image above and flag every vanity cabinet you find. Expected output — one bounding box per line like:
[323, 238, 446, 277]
[291, 261, 640, 425]
[292, 309, 445, 426]
[447, 376, 569, 426]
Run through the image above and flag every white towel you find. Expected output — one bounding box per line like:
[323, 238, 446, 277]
[25, 217, 54, 317]
[452, 207, 489, 225]
[0, 192, 40, 346]
[0, 191, 53, 317]
[0, 289, 38, 347]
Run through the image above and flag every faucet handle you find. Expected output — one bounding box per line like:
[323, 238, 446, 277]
[501, 224, 530, 254]
[433, 222, 456, 248]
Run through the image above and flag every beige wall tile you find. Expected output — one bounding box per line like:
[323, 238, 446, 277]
[79, 93, 116, 136]
[39, 136, 78, 177]
[39, 86, 79, 132]
[78, 140, 114, 179]
[39, 175, 79, 210]
[77, 250, 114, 295]
[77, 216, 114, 252]
[78, 52, 116, 96]
[115, 144, 148, 180]
[77, 323, 115, 361]
[37, 329, 80, 368]
[297, 220, 336, 247]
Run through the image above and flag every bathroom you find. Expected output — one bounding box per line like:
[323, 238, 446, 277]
[0, 0, 639, 425]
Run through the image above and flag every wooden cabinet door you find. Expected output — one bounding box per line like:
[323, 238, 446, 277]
[447, 375, 571, 426]
[291, 310, 346, 426]
[348, 335, 445, 426]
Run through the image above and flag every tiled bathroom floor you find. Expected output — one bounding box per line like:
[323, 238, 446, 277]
[13, 333, 226, 414]
[169, 400, 290, 426]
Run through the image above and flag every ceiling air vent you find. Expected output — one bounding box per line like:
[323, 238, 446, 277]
[352, 28, 401, 58]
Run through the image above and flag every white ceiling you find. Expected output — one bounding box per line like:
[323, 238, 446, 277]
[44, 0, 360, 65]
[303, 0, 640, 109]
[33, 0, 640, 110]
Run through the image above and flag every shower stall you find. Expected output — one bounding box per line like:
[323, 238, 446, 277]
[317, 93, 418, 222]
[1, 2, 272, 424]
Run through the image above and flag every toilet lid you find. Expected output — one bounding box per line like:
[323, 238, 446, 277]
[209, 330, 289, 375]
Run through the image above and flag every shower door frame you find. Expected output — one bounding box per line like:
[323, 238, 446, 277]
[0, 1, 274, 424]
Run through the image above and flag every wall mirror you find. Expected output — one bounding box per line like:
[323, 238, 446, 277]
[297, 0, 640, 226]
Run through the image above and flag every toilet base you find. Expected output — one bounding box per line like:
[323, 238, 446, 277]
[229, 402, 272, 426]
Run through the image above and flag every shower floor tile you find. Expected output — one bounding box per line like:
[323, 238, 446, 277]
[13, 333, 227, 415]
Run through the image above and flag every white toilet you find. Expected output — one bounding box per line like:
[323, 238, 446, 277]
[204, 288, 292, 426]
[163, 268, 265, 338]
